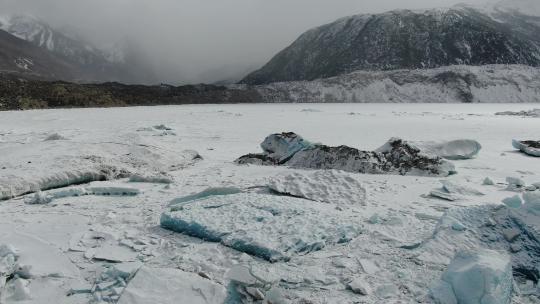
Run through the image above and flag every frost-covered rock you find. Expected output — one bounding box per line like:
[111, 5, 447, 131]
[161, 192, 363, 262]
[415, 139, 482, 160]
[237, 133, 455, 177]
[268, 170, 367, 207]
[431, 249, 513, 304]
[118, 267, 227, 304]
[44, 133, 67, 141]
[512, 140, 540, 157]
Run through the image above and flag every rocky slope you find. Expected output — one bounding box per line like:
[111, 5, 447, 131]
[0, 29, 76, 80]
[242, 2, 540, 85]
[0, 73, 261, 111]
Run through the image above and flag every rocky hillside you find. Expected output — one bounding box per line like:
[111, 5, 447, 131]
[0, 73, 261, 111]
[0, 15, 154, 84]
[242, 2, 540, 85]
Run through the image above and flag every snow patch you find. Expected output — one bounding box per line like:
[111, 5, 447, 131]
[118, 267, 227, 304]
[268, 170, 367, 207]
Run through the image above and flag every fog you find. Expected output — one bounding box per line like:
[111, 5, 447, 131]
[2, 0, 488, 84]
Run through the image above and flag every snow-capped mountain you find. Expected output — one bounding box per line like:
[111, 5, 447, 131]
[0, 28, 76, 80]
[242, 1, 540, 85]
[0, 15, 155, 84]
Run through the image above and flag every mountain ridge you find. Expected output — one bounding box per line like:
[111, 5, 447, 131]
[242, 2, 540, 85]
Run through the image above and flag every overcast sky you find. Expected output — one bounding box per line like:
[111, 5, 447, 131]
[2, 0, 488, 84]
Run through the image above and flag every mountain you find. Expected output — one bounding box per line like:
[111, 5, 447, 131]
[242, 1, 540, 85]
[0, 15, 155, 84]
[0, 28, 76, 79]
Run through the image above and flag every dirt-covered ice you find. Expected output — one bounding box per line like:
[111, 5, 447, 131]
[0, 104, 539, 304]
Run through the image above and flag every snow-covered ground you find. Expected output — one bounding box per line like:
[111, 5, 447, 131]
[0, 103, 539, 304]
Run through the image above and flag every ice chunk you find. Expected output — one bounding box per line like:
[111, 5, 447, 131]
[161, 193, 363, 262]
[359, 259, 379, 275]
[418, 204, 540, 287]
[347, 277, 371, 295]
[483, 177, 495, 186]
[415, 139, 482, 160]
[512, 140, 540, 157]
[0, 244, 18, 288]
[168, 187, 242, 208]
[104, 262, 143, 280]
[92, 244, 138, 263]
[0, 167, 113, 201]
[506, 177, 526, 191]
[267, 170, 367, 207]
[0, 232, 80, 279]
[24, 191, 53, 205]
[432, 249, 513, 304]
[2, 278, 32, 301]
[260, 132, 314, 164]
[523, 192, 540, 215]
[441, 180, 484, 196]
[118, 267, 226, 304]
[430, 190, 460, 201]
[430, 180, 483, 201]
[226, 265, 260, 286]
[237, 133, 455, 177]
[502, 195, 522, 208]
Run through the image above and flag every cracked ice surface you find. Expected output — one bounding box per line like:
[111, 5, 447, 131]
[1, 104, 539, 304]
[161, 192, 363, 262]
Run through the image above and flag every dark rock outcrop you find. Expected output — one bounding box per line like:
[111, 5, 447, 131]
[236, 133, 456, 177]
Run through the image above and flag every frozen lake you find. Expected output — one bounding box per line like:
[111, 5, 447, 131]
[0, 103, 539, 303]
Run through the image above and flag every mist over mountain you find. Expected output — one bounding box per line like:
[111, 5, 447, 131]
[0, 15, 156, 83]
